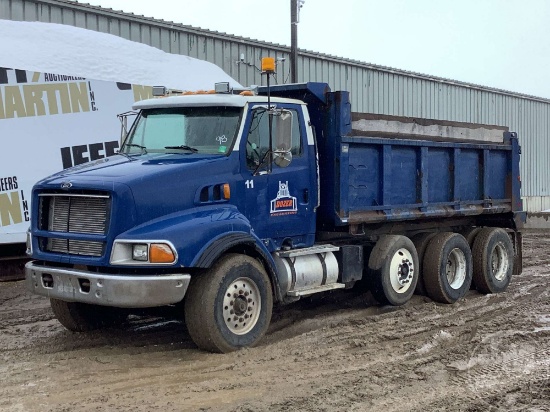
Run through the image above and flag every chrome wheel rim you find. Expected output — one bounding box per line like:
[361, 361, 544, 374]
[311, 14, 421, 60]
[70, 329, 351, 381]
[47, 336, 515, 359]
[446, 248, 467, 289]
[389, 248, 415, 294]
[492, 242, 509, 281]
[223, 277, 261, 335]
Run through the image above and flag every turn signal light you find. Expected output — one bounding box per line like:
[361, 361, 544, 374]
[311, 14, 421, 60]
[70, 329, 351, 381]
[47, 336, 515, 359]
[150, 243, 176, 263]
[223, 183, 231, 200]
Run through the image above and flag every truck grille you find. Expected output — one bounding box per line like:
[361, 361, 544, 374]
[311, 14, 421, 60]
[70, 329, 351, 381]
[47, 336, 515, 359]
[47, 238, 105, 256]
[39, 194, 110, 257]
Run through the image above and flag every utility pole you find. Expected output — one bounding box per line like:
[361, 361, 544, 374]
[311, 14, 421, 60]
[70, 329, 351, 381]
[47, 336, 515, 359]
[290, 0, 304, 83]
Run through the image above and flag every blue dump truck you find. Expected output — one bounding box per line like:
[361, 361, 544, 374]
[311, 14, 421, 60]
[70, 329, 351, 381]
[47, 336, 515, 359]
[25, 61, 525, 353]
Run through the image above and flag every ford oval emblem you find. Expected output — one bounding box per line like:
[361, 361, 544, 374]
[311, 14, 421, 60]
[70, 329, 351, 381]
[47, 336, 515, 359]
[61, 181, 72, 189]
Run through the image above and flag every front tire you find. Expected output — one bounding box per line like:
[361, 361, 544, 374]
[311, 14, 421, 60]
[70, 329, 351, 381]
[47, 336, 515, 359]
[367, 235, 419, 306]
[472, 228, 514, 294]
[50, 299, 127, 332]
[184, 254, 273, 353]
[423, 232, 473, 304]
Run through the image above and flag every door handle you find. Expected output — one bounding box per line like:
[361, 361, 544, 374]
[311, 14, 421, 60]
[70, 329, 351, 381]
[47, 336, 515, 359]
[303, 189, 309, 204]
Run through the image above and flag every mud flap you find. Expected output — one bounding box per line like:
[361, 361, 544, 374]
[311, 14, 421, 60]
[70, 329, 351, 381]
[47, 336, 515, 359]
[512, 231, 523, 277]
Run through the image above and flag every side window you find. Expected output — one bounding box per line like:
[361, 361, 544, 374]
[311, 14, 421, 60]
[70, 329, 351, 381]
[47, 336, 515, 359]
[246, 107, 302, 169]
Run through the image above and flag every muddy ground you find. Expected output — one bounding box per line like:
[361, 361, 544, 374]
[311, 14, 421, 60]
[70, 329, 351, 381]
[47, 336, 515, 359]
[1, 231, 549, 412]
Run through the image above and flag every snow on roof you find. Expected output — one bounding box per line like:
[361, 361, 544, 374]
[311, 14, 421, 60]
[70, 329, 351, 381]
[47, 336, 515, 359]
[0, 19, 241, 90]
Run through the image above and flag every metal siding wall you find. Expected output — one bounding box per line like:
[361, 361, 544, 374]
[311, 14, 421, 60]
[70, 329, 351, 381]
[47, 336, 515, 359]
[2, 0, 549, 210]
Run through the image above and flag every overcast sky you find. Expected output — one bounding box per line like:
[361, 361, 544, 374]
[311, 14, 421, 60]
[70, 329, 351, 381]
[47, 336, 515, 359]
[86, 0, 550, 99]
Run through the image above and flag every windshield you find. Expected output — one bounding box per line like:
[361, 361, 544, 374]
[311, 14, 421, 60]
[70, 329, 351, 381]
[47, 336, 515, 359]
[122, 107, 242, 155]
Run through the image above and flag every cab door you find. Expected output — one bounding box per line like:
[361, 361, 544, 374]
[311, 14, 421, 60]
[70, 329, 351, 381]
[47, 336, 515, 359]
[240, 103, 315, 250]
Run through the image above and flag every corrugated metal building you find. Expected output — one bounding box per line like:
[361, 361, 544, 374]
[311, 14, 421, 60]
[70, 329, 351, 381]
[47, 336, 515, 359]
[2, 0, 549, 212]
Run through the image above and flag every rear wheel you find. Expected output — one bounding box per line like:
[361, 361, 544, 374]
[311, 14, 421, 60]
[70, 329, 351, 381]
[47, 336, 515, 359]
[411, 232, 437, 296]
[184, 254, 273, 353]
[50, 299, 127, 332]
[423, 232, 473, 304]
[461, 227, 482, 248]
[368, 235, 419, 306]
[461, 227, 482, 289]
[472, 228, 514, 294]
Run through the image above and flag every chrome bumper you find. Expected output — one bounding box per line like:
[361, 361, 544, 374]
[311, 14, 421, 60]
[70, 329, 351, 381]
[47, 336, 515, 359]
[25, 261, 191, 308]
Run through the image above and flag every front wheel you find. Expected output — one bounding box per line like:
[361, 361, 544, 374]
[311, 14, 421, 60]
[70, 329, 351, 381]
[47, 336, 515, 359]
[50, 299, 127, 332]
[184, 254, 273, 353]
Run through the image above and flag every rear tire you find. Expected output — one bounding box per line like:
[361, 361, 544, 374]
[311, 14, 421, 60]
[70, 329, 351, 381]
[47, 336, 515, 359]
[50, 299, 127, 332]
[472, 228, 514, 294]
[423, 233, 473, 304]
[461, 227, 482, 248]
[411, 232, 437, 296]
[368, 235, 419, 306]
[461, 227, 482, 290]
[184, 254, 273, 353]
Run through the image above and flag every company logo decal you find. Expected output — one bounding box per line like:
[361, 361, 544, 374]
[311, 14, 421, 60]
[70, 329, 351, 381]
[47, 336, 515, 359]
[270, 181, 297, 216]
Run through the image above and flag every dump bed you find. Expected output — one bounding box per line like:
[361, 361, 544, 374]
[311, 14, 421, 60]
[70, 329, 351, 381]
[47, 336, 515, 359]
[260, 83, 524, 230]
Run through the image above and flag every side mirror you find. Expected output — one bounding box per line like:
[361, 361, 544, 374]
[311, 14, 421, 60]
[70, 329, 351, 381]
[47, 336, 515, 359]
[273, 150, 292, 168]
[272, 110, 293, 168]
[117, 111, 138, 146]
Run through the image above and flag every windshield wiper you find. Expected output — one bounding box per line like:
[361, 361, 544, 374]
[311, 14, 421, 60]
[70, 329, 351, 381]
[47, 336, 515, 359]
[123, 143, 147, 154]
[164, 145, 199, 153]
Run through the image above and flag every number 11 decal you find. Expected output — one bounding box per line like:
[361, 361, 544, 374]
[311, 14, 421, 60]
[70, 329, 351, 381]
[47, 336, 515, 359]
[245, 179, 254, 189]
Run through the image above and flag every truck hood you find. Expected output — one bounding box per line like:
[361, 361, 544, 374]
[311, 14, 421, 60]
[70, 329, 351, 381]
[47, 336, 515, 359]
[37, 153, 236, 225]
[41, 153, 219, 181]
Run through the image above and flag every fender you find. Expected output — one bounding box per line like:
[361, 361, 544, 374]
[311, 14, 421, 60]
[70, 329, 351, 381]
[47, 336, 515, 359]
[193, 232, 265, 268]
[192, 231, 284, 302]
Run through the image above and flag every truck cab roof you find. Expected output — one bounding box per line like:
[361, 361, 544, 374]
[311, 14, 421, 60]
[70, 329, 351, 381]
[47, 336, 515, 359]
[132, 93, 304, 110]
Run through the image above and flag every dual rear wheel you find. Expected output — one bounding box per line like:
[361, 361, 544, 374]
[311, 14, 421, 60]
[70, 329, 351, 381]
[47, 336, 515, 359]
[368, 228, 515, 306]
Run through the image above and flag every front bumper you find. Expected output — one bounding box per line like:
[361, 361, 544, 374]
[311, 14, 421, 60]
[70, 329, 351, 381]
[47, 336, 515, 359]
[25, 261, 191, 308]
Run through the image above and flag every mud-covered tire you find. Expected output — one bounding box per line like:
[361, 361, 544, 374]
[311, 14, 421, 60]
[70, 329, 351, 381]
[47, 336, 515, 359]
[411, 232, 437, 296]
[184, 254, 273, 353]
[423, 232, 473, 304]
[368, 235, 419, 306]
[50, 299, 127, 332]
[461, 227, 482, 248]
[472, 228, 514, 294]
[460, 227, 482, 289]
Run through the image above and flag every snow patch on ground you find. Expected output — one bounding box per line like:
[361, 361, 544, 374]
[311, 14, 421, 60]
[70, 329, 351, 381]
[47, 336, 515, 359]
[534, 314, 550, 333]
[0, 19, 240, 89]
[417, 330, 453, 354]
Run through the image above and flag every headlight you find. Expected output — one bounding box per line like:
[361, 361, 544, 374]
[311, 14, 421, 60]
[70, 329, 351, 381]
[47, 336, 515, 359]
[111, 240, 177, 265]
[132, 244, 148, 261]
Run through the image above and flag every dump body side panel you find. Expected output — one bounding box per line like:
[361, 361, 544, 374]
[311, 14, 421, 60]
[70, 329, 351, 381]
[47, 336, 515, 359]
[339, 135, 514, 225]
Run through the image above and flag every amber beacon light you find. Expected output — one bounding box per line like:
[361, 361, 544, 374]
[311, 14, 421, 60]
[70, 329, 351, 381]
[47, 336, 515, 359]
[261, 57, 276, 73]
